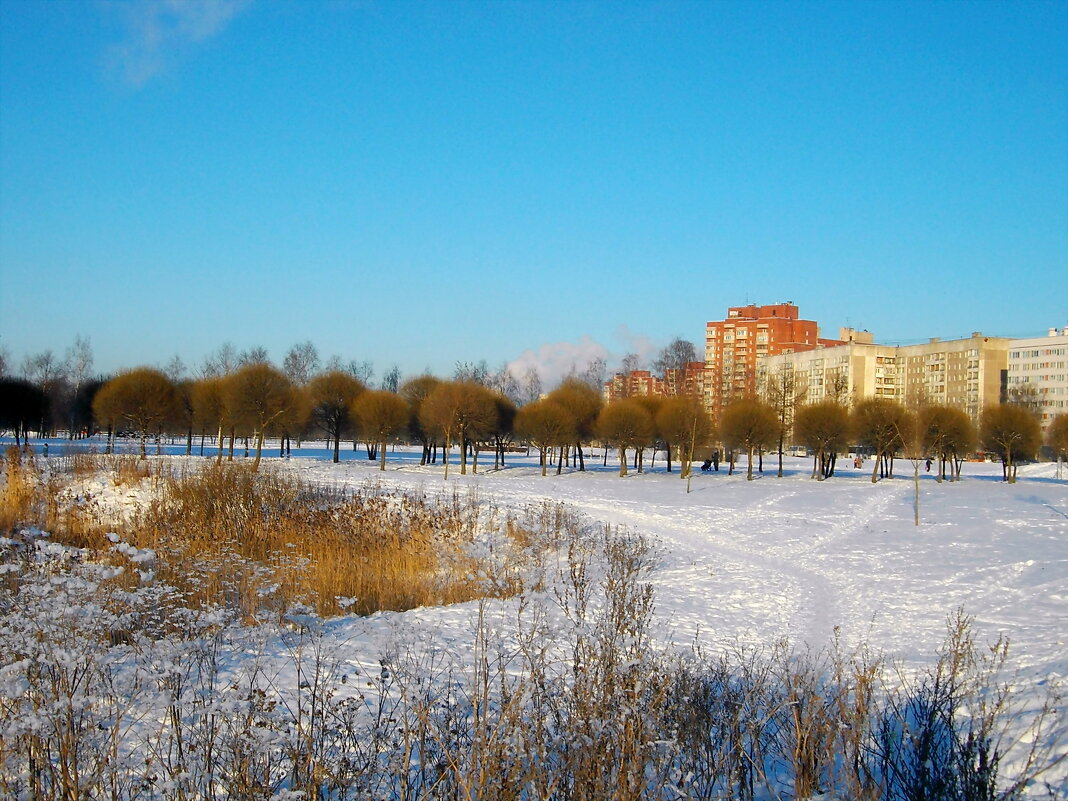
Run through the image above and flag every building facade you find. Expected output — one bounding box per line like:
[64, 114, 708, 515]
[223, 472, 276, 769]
[1006, 328, 1068, 432]
[704, 302, 840, 415]
[758, 331, 1011, 426]
[898, 334, 1010, 421]
[603, 362, 708, 403]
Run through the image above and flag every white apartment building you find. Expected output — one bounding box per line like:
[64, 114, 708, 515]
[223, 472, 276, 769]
[759, 330, 1010, 425]
[1006, 328, 1068, 431]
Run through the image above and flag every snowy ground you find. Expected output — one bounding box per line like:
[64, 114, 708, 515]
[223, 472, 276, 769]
[8, 437, 1068, 794]
[22, 436, 1068, 681]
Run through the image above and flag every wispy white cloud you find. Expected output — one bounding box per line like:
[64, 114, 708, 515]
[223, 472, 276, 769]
[610, 324, 658, 372]
[504, 328, 670, 392]
[104, 0, 253, 86]
[506, 336, 610, 392]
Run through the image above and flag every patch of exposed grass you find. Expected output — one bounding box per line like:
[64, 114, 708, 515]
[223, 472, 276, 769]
[6, 458, 557, 620]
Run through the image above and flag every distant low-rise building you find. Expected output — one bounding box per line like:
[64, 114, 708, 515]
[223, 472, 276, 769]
[603, 361, 708, 403]
[1006, 328, 1068, 432]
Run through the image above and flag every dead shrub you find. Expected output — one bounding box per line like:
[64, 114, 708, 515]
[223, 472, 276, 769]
[0, 445, 41, 533]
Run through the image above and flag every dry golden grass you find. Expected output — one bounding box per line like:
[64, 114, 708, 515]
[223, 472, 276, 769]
[15, 458, 542, 620]
[0, 445, 40, 533]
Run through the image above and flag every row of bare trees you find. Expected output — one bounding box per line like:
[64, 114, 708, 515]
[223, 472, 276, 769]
[786, 397, 1050, 485]
[517, 384, 712, 479]
[5, 336, 1067, 485]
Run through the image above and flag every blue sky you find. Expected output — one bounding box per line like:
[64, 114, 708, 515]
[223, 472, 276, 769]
[1, 0, 1066, 386]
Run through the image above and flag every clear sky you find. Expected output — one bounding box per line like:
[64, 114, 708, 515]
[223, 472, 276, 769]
[2, 0, 1066, 387]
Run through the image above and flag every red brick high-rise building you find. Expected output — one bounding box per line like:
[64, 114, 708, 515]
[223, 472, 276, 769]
[705, 302, 840, 414]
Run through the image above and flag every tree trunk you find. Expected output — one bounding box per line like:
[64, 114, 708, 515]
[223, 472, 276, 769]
[913, 461, 920, 525]
[379, 440, 387, 471]
[777, 431, 785, 477]
[871, 453, 880, 483]
[577, 443, 585, 471]
[618, 446, 628, 477]
[333, 434, 340, 464]
[540, 448, 547, 476]
[460, 435, 468, 475]
[252, 430, 264, 471]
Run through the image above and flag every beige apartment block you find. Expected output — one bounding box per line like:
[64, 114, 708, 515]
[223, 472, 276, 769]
[758, 330, 1010, 424]
[899, 334, 1010, 421]
[1007, 328, 1068, 432]
[758, 329, 900, 406]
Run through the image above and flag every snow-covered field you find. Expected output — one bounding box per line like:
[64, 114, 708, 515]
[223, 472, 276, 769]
[5, 437, 1068, 796]
[250, 443, 1067, 680]
[17, 437, 1068, 684]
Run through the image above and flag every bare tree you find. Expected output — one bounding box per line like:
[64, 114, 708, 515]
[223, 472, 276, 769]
[322, 356, 375, 385]
[655, 396, 713, 478]
[595, 398, 654, 477]
[225, 363, 295, 470]
[200, 342, 238, 378]
[352, 390, 409, 470]
[794, 401, 850, 480]
[420, 381, 498, 478]
[20, 349, 62, 388]
[489, 392, 518, 469]
[400, 375, 442, 465]
[620, 352, 642, 375]
[92, 368, 179, 458]
[652, 337, 698, 382]
[190, 376, 229, 459]
[853, 398, 912, 483]
[515, 399, 575, 476]
[0, 339, 9, 378]
[1006, 382, 1043, 416]
[307, 371, 366, 463]
[454, 360, 490, 385]
[348, 358, 375, 385]
[521, 366, 542, 405]
[381, 364, 402, 393]
[762, 364, 807, 477]
[583, 356, 607, 391]
[1048, 414, 1068, 479]
[548, 377, 603, 471]
[0, 378, 49, 444]
[163, 354, 187, 382]
[487, 362, 522, 404]
[63, 335, 94, 438]
[282, 341, 321, 387]
[919, 405, 976, 482]
[720, 398, 779, 480]
[20, 350, 68, 435]
[981, 404, 1041, 484]
[238, 346, 270, 366]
